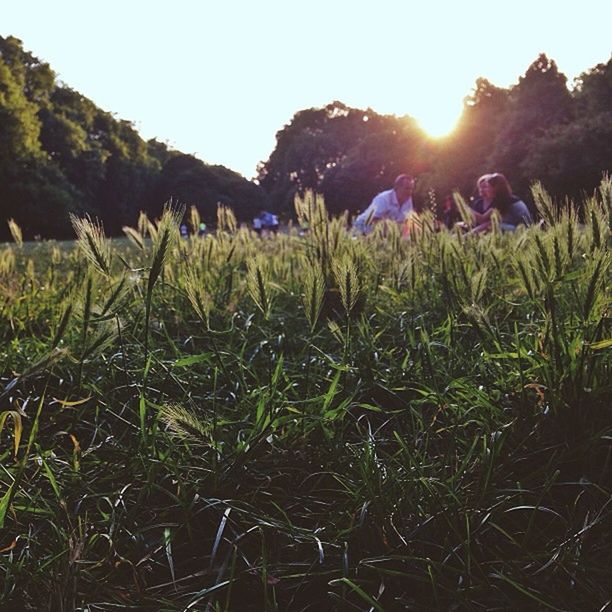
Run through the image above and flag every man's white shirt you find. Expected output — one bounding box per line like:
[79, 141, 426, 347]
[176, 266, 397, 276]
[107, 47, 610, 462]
[353, 189, 413, 234]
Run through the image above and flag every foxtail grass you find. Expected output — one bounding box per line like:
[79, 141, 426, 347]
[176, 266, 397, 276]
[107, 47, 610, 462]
[247, 254, 273, 319]
[70, 214, 112, 276]
[302, 263, 325, 332]
[7, 219, 23, 247]
[145, 204, 183, 344]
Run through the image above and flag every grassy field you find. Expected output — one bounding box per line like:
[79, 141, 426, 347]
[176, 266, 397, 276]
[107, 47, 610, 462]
[0, 182, 610, 611]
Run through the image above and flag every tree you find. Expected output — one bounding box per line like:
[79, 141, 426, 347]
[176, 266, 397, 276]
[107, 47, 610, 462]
[574, 58, 612, 116]
[489, 54, 573, 194]
[258, 101, 429, 216]
[151, 155, 266, 223]
[0, 57, 42, 160]
[524, 58, 612, 197]
[0, 35, 55, 106]
[431, 78, 510, 198]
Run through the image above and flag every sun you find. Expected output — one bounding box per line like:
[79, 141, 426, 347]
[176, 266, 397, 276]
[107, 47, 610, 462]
[415, 105, 462, 139]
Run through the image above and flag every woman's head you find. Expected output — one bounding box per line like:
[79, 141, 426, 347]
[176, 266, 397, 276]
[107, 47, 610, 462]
[477, 174, 493, 200]
[488, 173, 512, 199]
[487, 173, 514, 211]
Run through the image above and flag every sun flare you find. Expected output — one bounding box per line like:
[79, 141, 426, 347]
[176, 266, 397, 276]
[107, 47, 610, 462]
[415, 106, 462, 139]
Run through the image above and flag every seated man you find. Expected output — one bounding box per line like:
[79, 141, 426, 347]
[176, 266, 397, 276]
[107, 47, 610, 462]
[353, 174, 416, 235]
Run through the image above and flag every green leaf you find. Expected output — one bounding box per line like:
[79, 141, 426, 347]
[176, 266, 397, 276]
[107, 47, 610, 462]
[589, 338, 612, 351]
[329, 578, 385, 612]
[0, 484, 14, 529]
[0, 411, 22, 458]
[174, 353, 213, 367]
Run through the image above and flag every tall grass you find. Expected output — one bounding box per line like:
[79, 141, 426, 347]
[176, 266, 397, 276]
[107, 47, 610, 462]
[0, 179, 610, 610]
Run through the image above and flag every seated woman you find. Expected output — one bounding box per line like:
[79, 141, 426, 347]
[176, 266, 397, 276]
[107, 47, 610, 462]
[470, 174, 494, 223]
[472, 173, 533, 232]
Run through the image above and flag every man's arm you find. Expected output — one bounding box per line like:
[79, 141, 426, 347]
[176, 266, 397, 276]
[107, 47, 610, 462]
[353, 200, 379, 234]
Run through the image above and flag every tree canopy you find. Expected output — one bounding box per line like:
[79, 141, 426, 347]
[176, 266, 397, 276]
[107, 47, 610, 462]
[257, 101, 432, 215]
[0, 36, 262, 239]
[259, 54, 612, 216]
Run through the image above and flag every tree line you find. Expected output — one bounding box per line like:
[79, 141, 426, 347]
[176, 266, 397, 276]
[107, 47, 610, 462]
[1, 35, 610, 239]
[258, 53, 612, 217]
[0, 36, 264, 240]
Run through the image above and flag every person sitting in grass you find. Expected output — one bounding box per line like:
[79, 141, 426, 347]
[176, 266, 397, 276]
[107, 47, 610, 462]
[442, 194, 460, 228]
[470, 173, 494, 218]
[253, 210, 279, 236]
[471, 173, 533, 233]
[353, 174, 416, 235]
[252, 214, 262, 235]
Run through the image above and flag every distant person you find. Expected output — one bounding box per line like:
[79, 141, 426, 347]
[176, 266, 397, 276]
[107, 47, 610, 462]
[253, 214, 263, 236]
[253, 210, 279, 236]
[353, 174, 416, 235]
[269, 213, 279, 234]
[198, 222, 207, 237]
[455, 173, 494, 230]
[441, 194, 460, 228]
[180, 223, 189, 239]
[472, 173, 533, 233]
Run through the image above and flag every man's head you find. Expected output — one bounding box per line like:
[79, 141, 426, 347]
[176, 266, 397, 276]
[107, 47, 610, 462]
[393, 174, 415, 203]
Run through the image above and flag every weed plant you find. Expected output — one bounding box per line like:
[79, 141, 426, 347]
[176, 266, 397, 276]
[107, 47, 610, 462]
[0, 180, 610, 610]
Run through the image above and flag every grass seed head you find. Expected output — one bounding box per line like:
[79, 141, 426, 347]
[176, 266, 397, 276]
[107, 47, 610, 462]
[7, 219, 23, 247]
[159, 404, 212, 443]
[333, 255, 360, 315]
[122, 226, 145, 251]
[70, 214, 112, 277]
[247, 254, 273, 318]
[302, 264, 326, 331]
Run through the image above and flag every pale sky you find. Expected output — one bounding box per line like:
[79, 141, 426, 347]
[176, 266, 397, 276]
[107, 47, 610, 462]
[2, 0, 611, 178]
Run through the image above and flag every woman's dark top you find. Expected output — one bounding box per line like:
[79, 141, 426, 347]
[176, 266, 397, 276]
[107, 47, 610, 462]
[470, 197, 492, 215]
[495, 195, 533, 230]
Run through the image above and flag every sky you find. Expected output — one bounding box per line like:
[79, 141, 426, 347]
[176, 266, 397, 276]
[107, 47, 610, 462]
[2, 0, 611, 179]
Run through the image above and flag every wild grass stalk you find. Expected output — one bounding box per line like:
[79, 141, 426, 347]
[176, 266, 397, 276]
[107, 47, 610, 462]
[247, 254, 273, 319]
[302, 263, 325, 333]
[122, 224, 145, 251]
[70, 214, 112, 276]
[7, 219, 23, 247]
[144, 204, 183, 365]
[190, 205, 201, 236]
[531, 180, 557, 227]
[453, 191, 474, 229]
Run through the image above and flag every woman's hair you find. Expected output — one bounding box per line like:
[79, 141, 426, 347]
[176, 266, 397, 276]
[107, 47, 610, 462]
[476, 174, 493, 200]
[477, 173, 492, 188]
[488, 173, 513, 211]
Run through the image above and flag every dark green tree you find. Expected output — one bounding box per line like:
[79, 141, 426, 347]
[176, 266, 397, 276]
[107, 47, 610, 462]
[153, 155, 266, 223]
[258, 101, 429, 215]
[574, 57, 612, 115]
[489, 54, 573, 194]
[0, 56, 42, 159]
[523, 58, 612, 197]
[0, 35, 270, 237]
